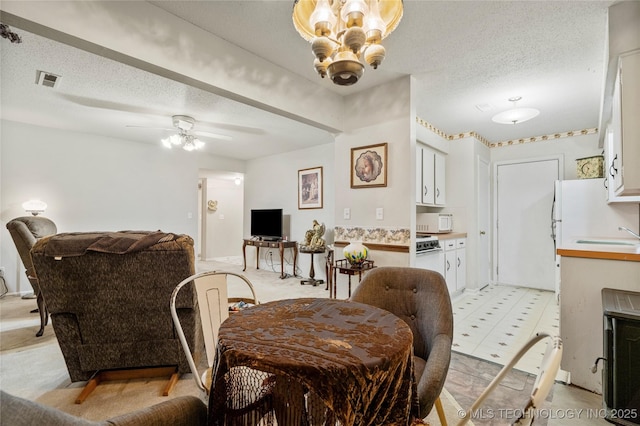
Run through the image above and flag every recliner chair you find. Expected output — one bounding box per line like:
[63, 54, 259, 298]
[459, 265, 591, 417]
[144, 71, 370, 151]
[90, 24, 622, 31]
[6, 216, 58, 337]
[30, 230, 202, 402]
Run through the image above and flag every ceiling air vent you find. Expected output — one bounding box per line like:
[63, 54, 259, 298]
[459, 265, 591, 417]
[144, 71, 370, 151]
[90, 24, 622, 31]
[36, 70, 61, 88]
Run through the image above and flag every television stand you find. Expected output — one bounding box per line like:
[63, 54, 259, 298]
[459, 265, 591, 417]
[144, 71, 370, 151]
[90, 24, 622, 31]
[243, 239, 298, 279]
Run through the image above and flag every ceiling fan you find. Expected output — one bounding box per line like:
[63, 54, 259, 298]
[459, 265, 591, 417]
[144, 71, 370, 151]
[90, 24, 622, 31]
[58, 93, 265, 137]
[126, 115, 234, 151]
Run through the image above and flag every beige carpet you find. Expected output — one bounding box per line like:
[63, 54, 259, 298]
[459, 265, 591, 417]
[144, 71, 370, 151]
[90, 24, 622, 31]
[1, 258, 473, 425]
[34, 375, 205, 421]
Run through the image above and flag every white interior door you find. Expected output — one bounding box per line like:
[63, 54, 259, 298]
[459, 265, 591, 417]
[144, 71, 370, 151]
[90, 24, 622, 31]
[496, 158, 560, 290]
[477, 157, 490, 287]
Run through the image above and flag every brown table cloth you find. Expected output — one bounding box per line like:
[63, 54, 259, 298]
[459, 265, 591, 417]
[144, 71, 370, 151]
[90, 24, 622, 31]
[209, 298, 417, 426]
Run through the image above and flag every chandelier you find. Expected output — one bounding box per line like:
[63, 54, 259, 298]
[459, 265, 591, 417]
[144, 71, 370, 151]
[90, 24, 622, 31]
[293, 0, 403, 86]
[161, 116, 205, 151]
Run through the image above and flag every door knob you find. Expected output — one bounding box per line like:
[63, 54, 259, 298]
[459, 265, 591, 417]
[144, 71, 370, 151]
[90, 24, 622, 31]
[480, 231, 486, 235]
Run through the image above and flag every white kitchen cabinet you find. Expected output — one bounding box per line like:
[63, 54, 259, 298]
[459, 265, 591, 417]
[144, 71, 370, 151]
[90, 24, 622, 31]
[434, 152, 446, 205]
[443, 238, 466, 295]
[605, 125, 640, 202]
[416, 144, 446, 206]
[455, 239, 466, 291]
[609, 50, 640, 197]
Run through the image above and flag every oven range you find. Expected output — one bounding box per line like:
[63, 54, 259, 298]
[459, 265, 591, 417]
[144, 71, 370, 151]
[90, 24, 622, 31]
[416, 235, 441, 253]
[415, 236, 444, 276]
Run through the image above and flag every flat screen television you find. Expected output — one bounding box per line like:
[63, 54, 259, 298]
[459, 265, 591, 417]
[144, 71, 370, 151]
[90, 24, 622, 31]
[250, 208, 283, 241]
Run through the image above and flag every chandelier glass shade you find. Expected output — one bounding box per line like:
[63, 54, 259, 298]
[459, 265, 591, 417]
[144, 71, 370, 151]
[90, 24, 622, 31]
[293, 0, 403, 86]
[162, 131, 205, 151]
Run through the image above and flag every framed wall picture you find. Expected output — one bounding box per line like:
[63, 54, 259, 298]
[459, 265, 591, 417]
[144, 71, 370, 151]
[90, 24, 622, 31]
[298, 166, 323, 209]
[351, 143, 388, 188]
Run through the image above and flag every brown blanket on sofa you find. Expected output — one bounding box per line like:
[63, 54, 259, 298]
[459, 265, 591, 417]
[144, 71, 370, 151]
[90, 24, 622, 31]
[42, 230, 179, 257]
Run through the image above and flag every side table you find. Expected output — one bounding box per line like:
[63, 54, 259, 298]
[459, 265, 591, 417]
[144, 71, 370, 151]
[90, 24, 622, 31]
[242, 239, 297, 279]
[299, 246, 325, 286]
[333, 259, 376, 298]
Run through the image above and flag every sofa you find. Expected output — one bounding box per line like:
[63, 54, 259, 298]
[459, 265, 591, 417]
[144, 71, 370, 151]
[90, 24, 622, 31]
[30, 231, 202, 382]
[0, 391, 207, 426]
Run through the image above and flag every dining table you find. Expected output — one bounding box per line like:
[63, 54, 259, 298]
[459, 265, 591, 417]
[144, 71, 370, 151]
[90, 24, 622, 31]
[208, 297, 419, 426]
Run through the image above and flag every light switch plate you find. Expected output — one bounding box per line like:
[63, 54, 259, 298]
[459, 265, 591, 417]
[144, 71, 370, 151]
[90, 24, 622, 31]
[344, 208, 351, 220]
[376, 207, 384, 220]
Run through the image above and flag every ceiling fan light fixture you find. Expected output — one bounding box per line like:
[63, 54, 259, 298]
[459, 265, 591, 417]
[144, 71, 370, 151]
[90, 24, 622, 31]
[293, 0, 403, 86]
[162, 116, 206, 151]
[491, 96, 540, 124]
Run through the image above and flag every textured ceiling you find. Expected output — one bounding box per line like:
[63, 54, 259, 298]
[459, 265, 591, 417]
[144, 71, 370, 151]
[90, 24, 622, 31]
[0, 1, 614, 160]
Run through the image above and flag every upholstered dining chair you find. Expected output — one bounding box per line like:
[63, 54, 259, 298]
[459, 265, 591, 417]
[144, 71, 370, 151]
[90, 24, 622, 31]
[350, 266, 453, 424]
[170, 270, 259, 393]
[6, 216, 57, 337]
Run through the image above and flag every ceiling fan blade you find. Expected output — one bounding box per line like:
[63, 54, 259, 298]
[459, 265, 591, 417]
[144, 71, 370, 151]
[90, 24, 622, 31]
[195, 130, 233, 141]
[125, 125, 174, 131]
[197, 119, 265, 135]
[59, 93, 166, 116]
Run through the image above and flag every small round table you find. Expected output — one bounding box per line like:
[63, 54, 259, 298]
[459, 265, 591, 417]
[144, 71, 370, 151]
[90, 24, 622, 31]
[209, 298, 418, 425]
[299, 246, 325, 286]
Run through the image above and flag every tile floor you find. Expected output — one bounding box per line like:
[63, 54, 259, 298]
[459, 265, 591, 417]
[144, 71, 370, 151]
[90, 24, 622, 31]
[451, 284, 562, 376]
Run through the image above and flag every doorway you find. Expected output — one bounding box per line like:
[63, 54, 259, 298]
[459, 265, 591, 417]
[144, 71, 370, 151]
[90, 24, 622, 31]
[495, 157, 560, 290]
[198, 171, 245, 261]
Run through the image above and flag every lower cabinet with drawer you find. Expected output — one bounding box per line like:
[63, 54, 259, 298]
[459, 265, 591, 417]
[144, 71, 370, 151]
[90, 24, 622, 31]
[443, 238, 466, 295]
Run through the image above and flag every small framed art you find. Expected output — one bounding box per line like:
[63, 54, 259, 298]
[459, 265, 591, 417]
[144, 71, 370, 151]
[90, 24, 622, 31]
[298, 166, 323, 209]
[351, 143, 387, 188]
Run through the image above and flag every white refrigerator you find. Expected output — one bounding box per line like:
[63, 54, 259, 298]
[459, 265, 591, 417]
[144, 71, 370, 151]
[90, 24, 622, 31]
[552, 178, 639, 293]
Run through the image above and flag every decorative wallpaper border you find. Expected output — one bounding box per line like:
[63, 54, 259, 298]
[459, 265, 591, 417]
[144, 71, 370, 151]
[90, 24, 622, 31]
[333, 226, 411, 246]
[488, 127, 598, 148]
[416, 116, 597, 148]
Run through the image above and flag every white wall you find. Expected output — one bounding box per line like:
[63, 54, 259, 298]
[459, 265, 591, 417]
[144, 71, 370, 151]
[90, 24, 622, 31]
[335, 77, 413, 231]
[1, 120, 245, 294]
[243, 143, 335, 280]
[332, 77, 414, 280]
[445, 137, 491, 291]
[490, 133, 602, 180]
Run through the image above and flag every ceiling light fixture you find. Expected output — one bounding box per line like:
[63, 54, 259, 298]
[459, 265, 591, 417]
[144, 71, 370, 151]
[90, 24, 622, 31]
[161, 115, 205, 151]
[293, 0, 403, 86]
[491, 96, 540, 125]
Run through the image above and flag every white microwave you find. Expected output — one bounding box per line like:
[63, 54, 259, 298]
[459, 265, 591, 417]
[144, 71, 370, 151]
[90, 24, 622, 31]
[416, 213, 453, 233]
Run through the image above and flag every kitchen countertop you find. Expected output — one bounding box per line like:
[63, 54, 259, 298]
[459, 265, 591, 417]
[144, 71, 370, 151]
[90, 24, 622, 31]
[557, 238, 640, 262]
[418, 232, 467, 240]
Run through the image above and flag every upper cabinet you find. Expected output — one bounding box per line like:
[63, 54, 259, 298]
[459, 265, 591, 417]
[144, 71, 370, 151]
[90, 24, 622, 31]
[609, 50, 640, 198]
[416, 144, 446, 206]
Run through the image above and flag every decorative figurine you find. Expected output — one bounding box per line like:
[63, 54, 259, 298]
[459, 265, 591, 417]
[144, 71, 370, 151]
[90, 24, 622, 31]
[302, 220, 326, 250]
